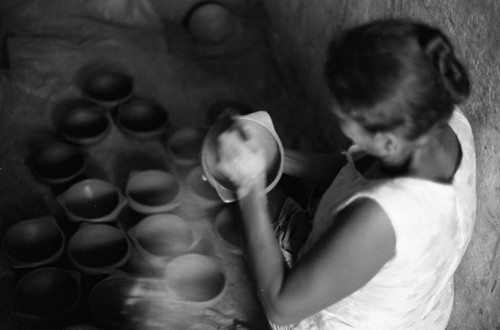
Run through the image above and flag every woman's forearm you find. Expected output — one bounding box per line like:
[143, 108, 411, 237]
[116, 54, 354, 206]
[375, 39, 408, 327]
[284, 149, 346, 186]
[237, 178, 288, 319]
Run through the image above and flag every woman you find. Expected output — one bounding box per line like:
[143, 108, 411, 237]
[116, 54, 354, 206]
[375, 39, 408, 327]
[216, 19, 476, 329]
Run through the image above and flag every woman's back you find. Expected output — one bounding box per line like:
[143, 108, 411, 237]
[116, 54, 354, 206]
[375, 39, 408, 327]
[297, 109, 476, 329]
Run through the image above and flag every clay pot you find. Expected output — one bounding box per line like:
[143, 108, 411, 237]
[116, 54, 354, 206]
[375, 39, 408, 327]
[82, 71, 133, 107]
[67, 224, 131, 275]
[201, 111, 284, 202]
[30, 141, 87, 185]
[125, 170, 182, 214]
[166, 126, 206, 167]
[128, 214, 199, 266]
[15, 267, 81, 319]
[88, 272, 136, 327]
[214, 205, 244, 255]
[57, 179, 127, 223]
[164, 254, 227, 307]
[55, 105, 111, 146]
[2, 216, 65, 268]
[186, 166, 221, 208]
[117, 99, 169, 139]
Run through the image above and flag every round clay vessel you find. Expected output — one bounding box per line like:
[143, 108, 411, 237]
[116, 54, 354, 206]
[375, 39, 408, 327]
[125, 170, 182, 214]
[57, 179, 127, 223]
[2, 216, 65, 268]
[117, 99, 169, 139]
[68, 224, 131, 275]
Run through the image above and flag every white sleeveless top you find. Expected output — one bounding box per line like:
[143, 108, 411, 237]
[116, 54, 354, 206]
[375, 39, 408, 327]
[275, 109, 476, 330]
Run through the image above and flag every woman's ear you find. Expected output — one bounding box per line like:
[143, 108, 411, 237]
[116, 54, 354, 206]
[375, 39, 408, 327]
[377, 132, 400, 157]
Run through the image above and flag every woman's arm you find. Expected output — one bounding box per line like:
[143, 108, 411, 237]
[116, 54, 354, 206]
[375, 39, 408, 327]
[238, 192, 396, 326]
[217, 124, 396, 326]
[284, 148, 346, 187]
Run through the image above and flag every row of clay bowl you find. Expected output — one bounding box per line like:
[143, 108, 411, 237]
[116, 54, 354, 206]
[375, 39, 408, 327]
[3, 68, 250, 327]
[11, 258, 227, 328]
[2, 196, 243, 327]
[2, 187, 244, 271]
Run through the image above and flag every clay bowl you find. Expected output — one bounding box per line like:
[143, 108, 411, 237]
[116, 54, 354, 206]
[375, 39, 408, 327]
[185, 2, 236, 44]
[68, 224, 131, 275]
[214, 205, 244, 255]
[82, 71, 133, 107]
[166, 126, 206, 167]
[2, 216, 65, 269]
[57, 179, 127, 223]
[56, 105, 111, 145]
[186, 166, 222, 208]
[88, 273, 136, 327]
[30, 142, 87, 185]
[201, 111, 284, 202]
[62, 325, 100, 330]
[125, 170, 182, 214]
[117, 99, 169, 139]
[164, 254, 227, 307]
[128, 214, 199, 265]
[15, 267, 81, 319]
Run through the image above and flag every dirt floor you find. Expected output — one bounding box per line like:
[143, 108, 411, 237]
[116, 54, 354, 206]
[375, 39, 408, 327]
[1, 0, 499, 329]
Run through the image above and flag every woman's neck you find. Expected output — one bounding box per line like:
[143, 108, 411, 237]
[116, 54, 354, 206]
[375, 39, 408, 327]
[361, 124, 461, 183]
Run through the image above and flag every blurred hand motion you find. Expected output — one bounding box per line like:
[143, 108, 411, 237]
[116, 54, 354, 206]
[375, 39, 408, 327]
[216, 122, 267, 191]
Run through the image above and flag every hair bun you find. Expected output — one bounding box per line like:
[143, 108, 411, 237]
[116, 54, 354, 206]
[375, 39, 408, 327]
[418, 26, 471, 103]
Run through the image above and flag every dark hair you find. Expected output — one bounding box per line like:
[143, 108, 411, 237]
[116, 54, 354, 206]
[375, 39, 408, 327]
[324, 19, 470, 139]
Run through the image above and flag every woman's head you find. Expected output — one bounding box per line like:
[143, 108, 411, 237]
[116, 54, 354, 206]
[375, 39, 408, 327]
[324, 19, 470, 141]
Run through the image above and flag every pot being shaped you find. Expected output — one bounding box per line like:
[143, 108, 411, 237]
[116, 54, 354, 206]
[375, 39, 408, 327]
[57, 179, 127, 223]
[201, 111, 284, 202]
[2, 216, 66, 269]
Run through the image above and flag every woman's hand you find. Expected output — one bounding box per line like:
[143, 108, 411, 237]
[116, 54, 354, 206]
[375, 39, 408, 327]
[216, 122, 267, 197]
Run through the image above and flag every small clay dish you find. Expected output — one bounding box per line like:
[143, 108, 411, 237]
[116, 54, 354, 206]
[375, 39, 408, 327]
[186, 166, 222, 208]
[125, 170, 182, 214]
[30, 142, 87, 185]
[57, 179, 127, 223]
[185, 2, 236, 44]
[117, 99, 169, 139]
[214, 205, 244, 255]
[15, 267, 81, 320]
[128, 214, 199, 265]
[82, 71, 133, 107]
[167, 127, 206, 167]
[164, 254, 227, 307]
[88, 272, 136, 327]
[2, 216, 66, 269]
[67, 224, 131, 275]
[56, 105, 111, 145]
